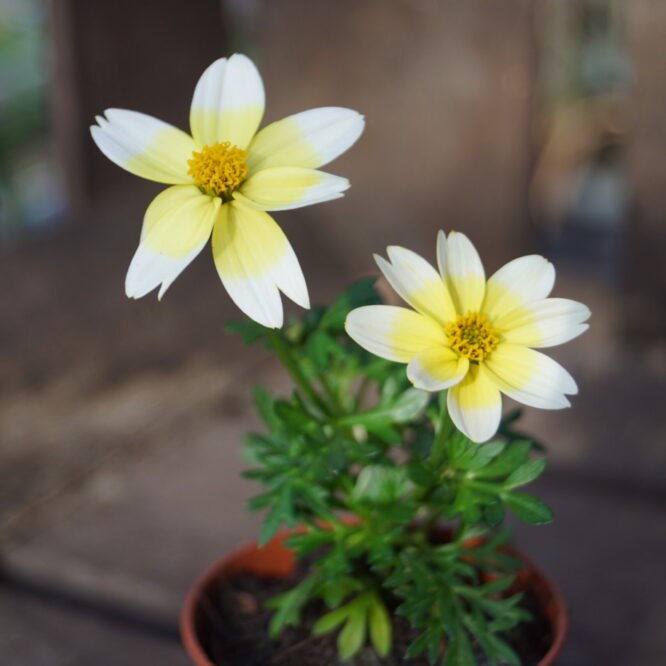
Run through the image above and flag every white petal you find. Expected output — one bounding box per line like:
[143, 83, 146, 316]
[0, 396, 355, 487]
[407, 347, 469, 391]
[345, 306, 446, 363]
[442, 231, 486, 314]
[497, 298, 591, 348]
[125, 242, 208, 300]
[447, 364, 502, 443]
[247, 107, 364, 172]
[484, 344, 577, 410]
[483, 255, 555, 320]
[375, 246, 457, 325]
[212, 202, 308, 328]
[190, 54, 265, 149]
[235, 167, 349, 211]
[91, 109, 195, 184]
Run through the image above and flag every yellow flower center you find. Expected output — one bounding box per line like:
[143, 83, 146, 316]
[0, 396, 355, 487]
[445, 312, 499, 362]
[187, 142, 249, 196]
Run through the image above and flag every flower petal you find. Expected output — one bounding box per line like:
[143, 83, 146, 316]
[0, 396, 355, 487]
[246, 107, 364, 172]
[345, 306, 446, 363]
[234, 166, 349, 211]
[212, 202, 308, 328]
[496, 298, 591, 348]
[189, 54, 265, 149]
[483, 255, 556, 321]
[484, 344, 577, 409]
[91, 109, 195, 184]
[375, 246, 457, 326]
[407, 347, 469, 391]
[126, 186, 220, 299]
[439, 231, 486, 314]
[447, 364, 502, 443]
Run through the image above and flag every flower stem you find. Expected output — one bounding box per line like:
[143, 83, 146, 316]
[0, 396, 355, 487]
[265, 328, 331, 416]
[431, 395, 452, 464]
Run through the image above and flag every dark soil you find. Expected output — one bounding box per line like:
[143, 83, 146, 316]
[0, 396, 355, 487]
[196, 564, 552, 666]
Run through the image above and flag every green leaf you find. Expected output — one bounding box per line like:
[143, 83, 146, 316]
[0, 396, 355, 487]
[267, 574, 320, 637]
[486, 634, 521, 666]
[368, 597, 392, 657]
[503, 491, 554, 525]
[391, 388, 430, 421]
[253, 386, 280, 430]
[473, 440, 532, 479]
[312, 606, 351, 635]
[225, 318, 266, 344]
[353, 465, 410, 505]
[449, 434, 505, 471]
[259, 486, 294, 546]
[337, 605, 367, 660]
[336, 388, 428, 430]
[406, 627, 439, 660]
[443, 626, 475, 666]
[407, 461, 436, 487]
[274, 400, 313, 429]
[320, 277, 381, 330]
[304, 330, 344, 371]
[503, 458, 547, 489]
[483, 500, 506, 527]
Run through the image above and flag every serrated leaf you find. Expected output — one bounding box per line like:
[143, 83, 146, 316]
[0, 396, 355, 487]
[486, 634, 521, 666]
[503, 458, 547, 489]
[406, 627, 438, 660]
[267, 575, 319, 637]
[503, 491, 554, 525]
[259, 486, 294, 546]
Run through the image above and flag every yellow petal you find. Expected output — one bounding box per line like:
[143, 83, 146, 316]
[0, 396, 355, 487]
[483, 255, 555, 321]
[439, 231, 486, 314]
[246, 107, 364, 172]
[189, 54, 265, 149]
[91, 109, 195, 184]
[407, 347, 469, 391]
[141, 185, 219, 257]
[126, 185, 220, 299]
[345, 306, 446, 363]
[447, 364, 502, 443]
[484, 344, 577, 409]
[375, 246, 457, 326]
[212, 202, 308, 328]
[235, 166, 349, 211]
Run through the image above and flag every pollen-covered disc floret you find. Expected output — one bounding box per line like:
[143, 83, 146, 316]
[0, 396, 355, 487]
[187, 141, 249, 196]
[445, 312, 499, 362]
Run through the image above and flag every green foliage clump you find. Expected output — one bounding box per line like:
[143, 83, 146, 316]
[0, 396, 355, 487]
[227, 279, 552, 666]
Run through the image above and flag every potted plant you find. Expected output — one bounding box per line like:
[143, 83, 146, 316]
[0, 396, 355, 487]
[91, 53, 589, 666]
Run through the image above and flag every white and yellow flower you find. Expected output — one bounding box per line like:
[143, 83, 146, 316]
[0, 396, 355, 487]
[345, 231, 590, 443]
[91, 54, 364, 327]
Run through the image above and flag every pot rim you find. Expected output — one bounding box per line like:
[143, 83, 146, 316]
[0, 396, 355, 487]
[180, 529, 568, 666]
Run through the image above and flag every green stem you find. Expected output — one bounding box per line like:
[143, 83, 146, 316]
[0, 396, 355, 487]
[431, 396, 452, 465]
[353, 376, 372, 411]
[265, 328, 331, 416]
[319, 371, 344, 416]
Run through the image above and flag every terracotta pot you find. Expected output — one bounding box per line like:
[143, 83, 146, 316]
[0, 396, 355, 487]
[181, 528, 568, 666]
